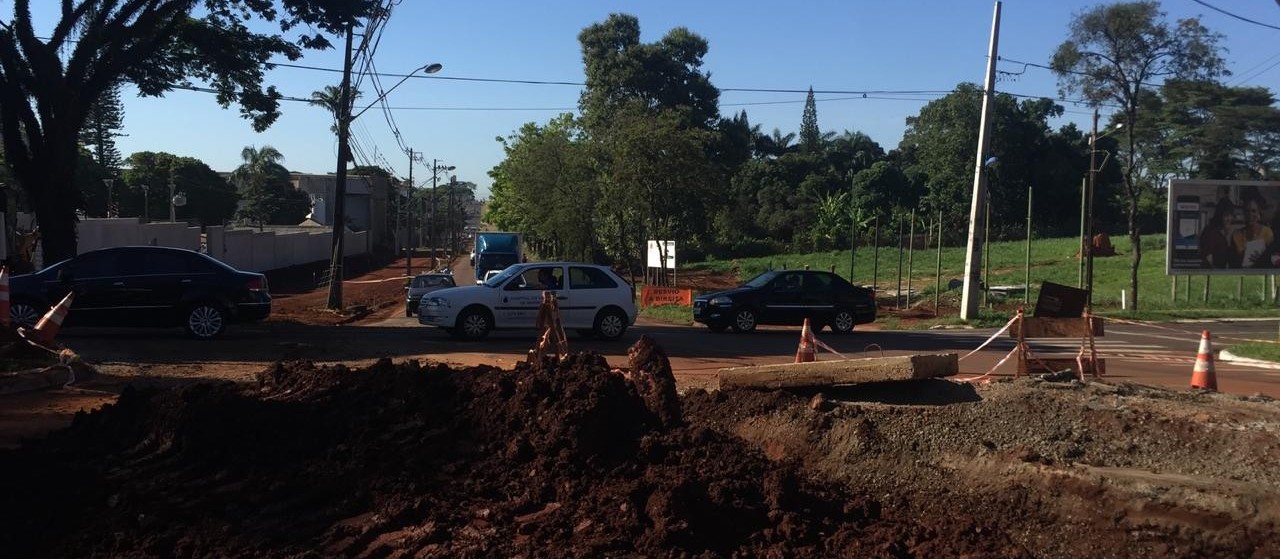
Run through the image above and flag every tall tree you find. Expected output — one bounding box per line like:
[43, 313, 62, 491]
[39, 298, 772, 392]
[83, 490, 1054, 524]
[799, 86, 821, 153]
[578, 13, 720, 131]
[1051, 0, 1225, 310]
[78, 83, 125, 171]
[0, 0, 377, 264]
[309, 84, 362, 136]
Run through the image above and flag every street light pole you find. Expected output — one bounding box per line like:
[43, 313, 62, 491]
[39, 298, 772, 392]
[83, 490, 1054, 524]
[428, 159, 455, 269]
[1084, 109, 1123, 307]
[325, 22, 355, 310]
[168, 174, 176, 222]
[103, 178, 115, 217]
[405, 148, 418, 279]
[140, 184, 150, 222]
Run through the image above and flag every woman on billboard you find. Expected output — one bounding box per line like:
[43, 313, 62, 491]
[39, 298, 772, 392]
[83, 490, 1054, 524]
[1199, 201, 1236, 268]
[1232, 193, 1275, 268]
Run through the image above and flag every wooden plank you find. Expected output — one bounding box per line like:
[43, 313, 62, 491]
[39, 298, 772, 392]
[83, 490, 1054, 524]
[1021, 357, 1106, 376]
[1009, 317, 1104, 339]
[715, 353, 959, 390]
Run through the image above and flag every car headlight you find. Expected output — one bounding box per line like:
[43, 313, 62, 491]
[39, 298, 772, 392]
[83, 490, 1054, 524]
[709, 296, 733, 306]
[423, 297, 451, 309]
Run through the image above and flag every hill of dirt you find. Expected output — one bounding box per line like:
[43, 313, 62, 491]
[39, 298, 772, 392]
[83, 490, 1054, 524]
[2, 336, 1277, 558]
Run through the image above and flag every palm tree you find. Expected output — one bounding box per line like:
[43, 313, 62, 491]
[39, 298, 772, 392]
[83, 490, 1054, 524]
[309, 85, 361, 134]
[231, 145, 289, 228]
[755, 128, 797, 158]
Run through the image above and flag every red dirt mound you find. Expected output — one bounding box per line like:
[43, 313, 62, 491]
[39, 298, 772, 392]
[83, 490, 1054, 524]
[0, 336, 1020, 558]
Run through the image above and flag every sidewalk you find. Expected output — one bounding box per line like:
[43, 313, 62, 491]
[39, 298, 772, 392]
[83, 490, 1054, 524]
[1219, 349, 1280, 370]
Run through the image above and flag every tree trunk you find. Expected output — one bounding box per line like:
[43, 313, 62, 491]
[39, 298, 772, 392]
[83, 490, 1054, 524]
[1128, 194, 1141, 311]
[20, 135, 83, 266]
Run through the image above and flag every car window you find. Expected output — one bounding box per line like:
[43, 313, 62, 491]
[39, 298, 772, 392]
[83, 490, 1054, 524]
[743, 271, 778, 289]
[505, 266, 562, 291]
[803, 272, 832, 292]
[413, 275, 453, 289]
[141, 250, 194, 274]
[568, 266, 618, 289]
[70, 250, 125, 279]
[774, 272, 804, 292]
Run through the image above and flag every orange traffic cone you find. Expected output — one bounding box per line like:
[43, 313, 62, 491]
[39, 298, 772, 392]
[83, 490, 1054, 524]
[795, 318, 816, 363]
[22, 292, 74, 347]
[0, 266, 9, 327]
[1190, 330, 1218, 391]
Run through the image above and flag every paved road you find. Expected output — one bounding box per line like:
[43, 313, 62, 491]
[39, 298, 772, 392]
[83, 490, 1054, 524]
[376, 312, 1280, 396]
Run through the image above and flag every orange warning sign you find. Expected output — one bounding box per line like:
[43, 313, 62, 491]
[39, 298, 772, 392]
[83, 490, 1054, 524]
[640, 286, 693, 308]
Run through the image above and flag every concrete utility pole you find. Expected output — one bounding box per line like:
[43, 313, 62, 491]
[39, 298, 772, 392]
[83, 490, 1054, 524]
[405, 148, 418, 279]
[960, 0, 1002, 321]
[325, 22, 355, 310]
[1085, 109, 1100, 308]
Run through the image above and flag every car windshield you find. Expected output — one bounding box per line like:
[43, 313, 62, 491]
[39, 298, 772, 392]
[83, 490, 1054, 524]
[412, 275, 450, 289]
[742, 270, 780, 289]
[484, 264, 526, 287]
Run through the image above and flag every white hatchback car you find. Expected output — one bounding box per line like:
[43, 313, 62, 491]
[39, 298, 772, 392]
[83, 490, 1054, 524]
[418, 262, 636, 340]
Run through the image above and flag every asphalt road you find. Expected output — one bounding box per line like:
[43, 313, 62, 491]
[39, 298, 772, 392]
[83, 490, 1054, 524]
[371, 313, 1280, 396]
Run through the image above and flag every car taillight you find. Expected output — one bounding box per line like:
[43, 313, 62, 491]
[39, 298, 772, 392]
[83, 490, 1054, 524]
[247, 276, 268, 292]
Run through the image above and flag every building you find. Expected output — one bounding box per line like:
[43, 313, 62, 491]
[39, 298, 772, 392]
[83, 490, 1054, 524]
[290, 173, 390, 249]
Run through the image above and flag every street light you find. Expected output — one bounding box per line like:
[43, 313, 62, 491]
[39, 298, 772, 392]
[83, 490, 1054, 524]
[102, 178, 115, 217]
[139, 184, 150, 221]
[326, 52, 444, 310]
[1084, 109, 1124, 307]
[351, 63, 443, 121]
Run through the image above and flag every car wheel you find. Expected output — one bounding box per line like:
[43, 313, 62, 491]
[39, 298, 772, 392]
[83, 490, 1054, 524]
[593, 308, 628, 341]
[9, 300, 44, 329]
[185, 303, 228, 339]
[730, 308, 757, 333]
[707, 324, 728, 333]
[830, 309, 856, 334]
[455, 307, 491, 340]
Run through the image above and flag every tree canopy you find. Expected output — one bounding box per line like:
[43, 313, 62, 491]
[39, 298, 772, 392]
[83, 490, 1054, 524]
[0, 0, 377, 263]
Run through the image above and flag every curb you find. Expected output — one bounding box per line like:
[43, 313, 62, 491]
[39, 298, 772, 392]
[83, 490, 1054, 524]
[1219, 349, 1280, 370]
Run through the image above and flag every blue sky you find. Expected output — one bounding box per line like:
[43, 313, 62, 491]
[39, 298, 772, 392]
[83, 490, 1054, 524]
[23, 1, 1280, 198]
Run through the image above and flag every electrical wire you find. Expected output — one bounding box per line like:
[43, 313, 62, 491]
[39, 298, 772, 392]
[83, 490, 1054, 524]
[1190, 0, 1280, 32]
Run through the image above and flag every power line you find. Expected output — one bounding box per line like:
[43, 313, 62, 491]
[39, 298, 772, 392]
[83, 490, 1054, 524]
[1191, 0, 1280, 31]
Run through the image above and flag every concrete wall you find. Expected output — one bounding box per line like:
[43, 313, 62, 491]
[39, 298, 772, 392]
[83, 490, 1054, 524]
[204, 225, 367, 272]
[78, 218, 201, 253]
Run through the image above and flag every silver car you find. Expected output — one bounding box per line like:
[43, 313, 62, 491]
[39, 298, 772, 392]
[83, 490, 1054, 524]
[406, 273, 456, 316]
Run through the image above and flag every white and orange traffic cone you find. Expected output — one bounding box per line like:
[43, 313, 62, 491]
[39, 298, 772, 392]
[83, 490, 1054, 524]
[795, 318, 816, 363]
[22, 292, 74, 347]
[1191, 330, 1218, 391]
[0, 266, 9, 327]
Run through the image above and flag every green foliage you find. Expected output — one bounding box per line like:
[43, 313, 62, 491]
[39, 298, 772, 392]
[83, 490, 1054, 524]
[0, 0, 378, 264]
[123, 151, 239, 225]
[79, 83, 125, 172]
[799, 87, 821, 153]
[1157, 80, 1280, 180]
[231, 146, 309, 227]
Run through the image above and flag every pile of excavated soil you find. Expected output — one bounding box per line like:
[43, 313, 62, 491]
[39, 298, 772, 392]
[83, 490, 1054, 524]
[2, 336, 1279, 558]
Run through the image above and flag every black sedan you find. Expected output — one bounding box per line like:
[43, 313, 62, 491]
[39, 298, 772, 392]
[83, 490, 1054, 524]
[692, 269, 875, 333]
[7, 246, 271, 339]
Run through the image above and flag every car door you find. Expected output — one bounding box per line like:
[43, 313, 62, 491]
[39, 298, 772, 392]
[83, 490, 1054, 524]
[800, 272, 837, 324]
[564, 266, 617, 328]
[55, 249, 130, 326]
[124, 249, 216, 325]
[761, 272, 805, 325]
[496, 265, 561, 329]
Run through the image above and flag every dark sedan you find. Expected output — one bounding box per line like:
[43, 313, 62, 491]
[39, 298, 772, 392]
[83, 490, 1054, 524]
[7, 246, 271, 339]
[692, 269, 875, 333]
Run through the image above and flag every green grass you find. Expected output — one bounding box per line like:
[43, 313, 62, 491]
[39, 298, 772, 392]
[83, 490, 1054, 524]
[1226, 342, 1280, 363]
[638, 304, 695, 326]
[688, 234, 1280, 317]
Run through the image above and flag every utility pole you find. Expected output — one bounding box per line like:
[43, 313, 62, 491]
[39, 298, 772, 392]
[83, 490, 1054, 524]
[430, 159, 440, 269]
[325, 22, 355, 310]
[405, 148, 417, 279]
[1085, 108, 1099, 308]
[960, 0, 1001, 320]
[446, 174, 456, 257]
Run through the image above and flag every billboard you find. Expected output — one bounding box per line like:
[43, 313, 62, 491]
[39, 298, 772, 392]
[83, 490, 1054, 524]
[646, 240, 676, 269]
[1166, 180, 1280, 274]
